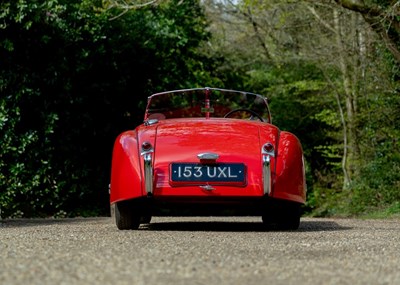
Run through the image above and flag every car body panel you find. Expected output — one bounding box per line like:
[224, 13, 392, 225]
[151, 119, 278, 197]
[110, 88, 306, 229]
[110, 131, 143, 203]
[273, 131, 306, 203]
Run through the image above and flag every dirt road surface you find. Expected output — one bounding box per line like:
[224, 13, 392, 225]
[1, 217, 399, 285]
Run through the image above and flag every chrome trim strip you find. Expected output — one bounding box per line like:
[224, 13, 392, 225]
[197, 152, 219, 161]
[143, 152, 153, 195]
[144, 119, 159, 126]
[261, 142, 274, 195]
[263, 154, 271, 195]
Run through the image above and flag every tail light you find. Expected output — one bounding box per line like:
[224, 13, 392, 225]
[262, 143, 274, 156]
[142, 141, 153, 152]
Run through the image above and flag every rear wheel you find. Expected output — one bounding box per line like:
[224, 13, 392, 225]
[140, 215, 152, 224]
[262, 199, 301, 230]
[115, 201, 141, 230]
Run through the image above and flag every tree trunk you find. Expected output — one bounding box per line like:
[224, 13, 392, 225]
[333, 8, 362, 188]
[334, 0, 400, 64]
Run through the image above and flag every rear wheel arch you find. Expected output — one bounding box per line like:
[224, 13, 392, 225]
[110, 132, 143, 203]
[272, 131, 306, 204]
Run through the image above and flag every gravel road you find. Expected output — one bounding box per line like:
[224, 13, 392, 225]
[1, 216, 399, 285]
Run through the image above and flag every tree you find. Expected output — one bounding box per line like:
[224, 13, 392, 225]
[334, 0, 400, 64]
[201, 0, 400, 215]
[0, 0, 219, 218]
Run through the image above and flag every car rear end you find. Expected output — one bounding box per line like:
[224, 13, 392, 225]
[110, 88, 305, 230]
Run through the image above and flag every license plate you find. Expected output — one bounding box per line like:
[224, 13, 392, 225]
[170, 163, 245, 183]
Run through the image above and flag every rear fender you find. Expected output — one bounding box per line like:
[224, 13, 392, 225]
[110, 125, 158, 203]
[110, 131, 143, 203]
[272, 131, 306, 204]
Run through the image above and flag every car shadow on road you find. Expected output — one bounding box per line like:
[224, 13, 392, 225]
[142, 219, 351, 232]
[0, 217, 109, 228]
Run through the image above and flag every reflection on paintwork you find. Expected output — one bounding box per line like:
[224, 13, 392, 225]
[110, 88, 306, 231]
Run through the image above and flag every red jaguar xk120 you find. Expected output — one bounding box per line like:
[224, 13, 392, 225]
[110, 88, 306, 230]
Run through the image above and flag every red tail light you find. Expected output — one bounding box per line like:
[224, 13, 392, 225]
[142, 141, 153, 152]
[263, 143, 274, 153]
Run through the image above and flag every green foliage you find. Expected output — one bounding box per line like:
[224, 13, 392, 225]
[0, 0, 94, 217]
[238, 61, 350, 215]
[0, 0, 217, 218]
[307, 64, 400, 217]
[352, 160, 400, 212]
[347, 98, 400, 214]
[1, 0, 399, 218]
[361, 202, 400, 219]
[313, 149, 400, 218]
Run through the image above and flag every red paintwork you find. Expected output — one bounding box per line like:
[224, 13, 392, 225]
[153, 119, 275, 197]
[109, 131, 141, 203]
[110, 117, 306, 205]
[273, 131, 306, 203]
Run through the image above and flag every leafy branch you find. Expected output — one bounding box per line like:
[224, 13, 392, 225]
[103, 0, 160, 20]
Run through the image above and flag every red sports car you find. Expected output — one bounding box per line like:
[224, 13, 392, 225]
[110, 88, 306, 230]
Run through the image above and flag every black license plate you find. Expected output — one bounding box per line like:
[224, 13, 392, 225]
[171, 163, 245, 182]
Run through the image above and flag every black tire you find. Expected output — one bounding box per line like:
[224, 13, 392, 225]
[277, 206, 300, 230]
[262, 199, 301, 230]
[140, 215, 152, 224]
[115, 201, 141, 230]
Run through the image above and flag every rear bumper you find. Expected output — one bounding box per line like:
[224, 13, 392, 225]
[111, 195, 303, 217]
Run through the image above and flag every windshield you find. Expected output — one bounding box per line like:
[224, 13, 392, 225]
[144, 88, 271, 123]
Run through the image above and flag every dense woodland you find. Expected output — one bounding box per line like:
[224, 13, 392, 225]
[1, 0, 399, 218]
